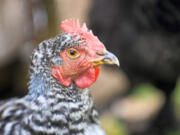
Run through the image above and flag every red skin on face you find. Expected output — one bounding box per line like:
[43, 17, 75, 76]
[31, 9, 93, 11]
[51, 46, 103, 88]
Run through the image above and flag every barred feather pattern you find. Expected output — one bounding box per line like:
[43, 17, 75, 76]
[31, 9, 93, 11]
[0, 83, 103, 135]
[0, 33, 106, 135]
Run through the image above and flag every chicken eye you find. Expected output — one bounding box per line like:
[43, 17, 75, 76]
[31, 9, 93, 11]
[67, 49, 80, 59]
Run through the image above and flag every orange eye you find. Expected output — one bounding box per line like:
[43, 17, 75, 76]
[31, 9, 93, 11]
[67, 48, 80, 59]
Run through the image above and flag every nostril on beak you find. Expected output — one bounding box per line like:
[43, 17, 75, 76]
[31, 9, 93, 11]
[96, 51, 106, 56]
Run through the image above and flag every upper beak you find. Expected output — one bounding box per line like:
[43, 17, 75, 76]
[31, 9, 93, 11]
[91, 51, 120, 67]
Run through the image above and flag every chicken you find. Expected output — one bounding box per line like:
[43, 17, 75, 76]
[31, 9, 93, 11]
[89, 0, 180, 134]
[0, 19, 119, 135]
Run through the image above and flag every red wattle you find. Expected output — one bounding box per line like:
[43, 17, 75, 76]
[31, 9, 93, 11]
[94, 66, 100, 81]
[74, 67, 100, 88]
[52, 66, 100, 88]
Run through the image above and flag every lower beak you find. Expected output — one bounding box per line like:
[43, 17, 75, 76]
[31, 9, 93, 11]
[91, 51, 120, 67]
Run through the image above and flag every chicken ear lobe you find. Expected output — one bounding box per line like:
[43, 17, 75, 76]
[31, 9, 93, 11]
[52, 67, 72, 87]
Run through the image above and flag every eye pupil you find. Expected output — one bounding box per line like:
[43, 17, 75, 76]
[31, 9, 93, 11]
[70, 50, 76, 55]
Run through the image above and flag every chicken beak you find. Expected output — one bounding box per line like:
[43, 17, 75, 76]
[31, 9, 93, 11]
[102, 51, 120, 66]
[91, 51, 120, 67]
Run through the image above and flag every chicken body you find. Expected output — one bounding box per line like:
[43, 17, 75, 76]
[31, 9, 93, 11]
[0, 21, 110, 135]
[0, 85, 101, 135]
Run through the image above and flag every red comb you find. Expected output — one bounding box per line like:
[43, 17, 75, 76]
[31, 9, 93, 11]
[61, 19, 87, 34]
[61, 19, 96, 40]
[61, 19, 104, 50]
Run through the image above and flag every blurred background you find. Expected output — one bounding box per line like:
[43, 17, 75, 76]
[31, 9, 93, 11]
[0, 0, 180, 135]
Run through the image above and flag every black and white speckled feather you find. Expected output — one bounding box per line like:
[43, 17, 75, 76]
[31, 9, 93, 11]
[0, 33, 106, 135]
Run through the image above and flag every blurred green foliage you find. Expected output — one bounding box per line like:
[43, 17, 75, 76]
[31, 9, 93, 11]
[172, 78, 180, 117]
[100, 113, 129, 135]
[131, 83, 160, 98]
[166, 130, 180, 135]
